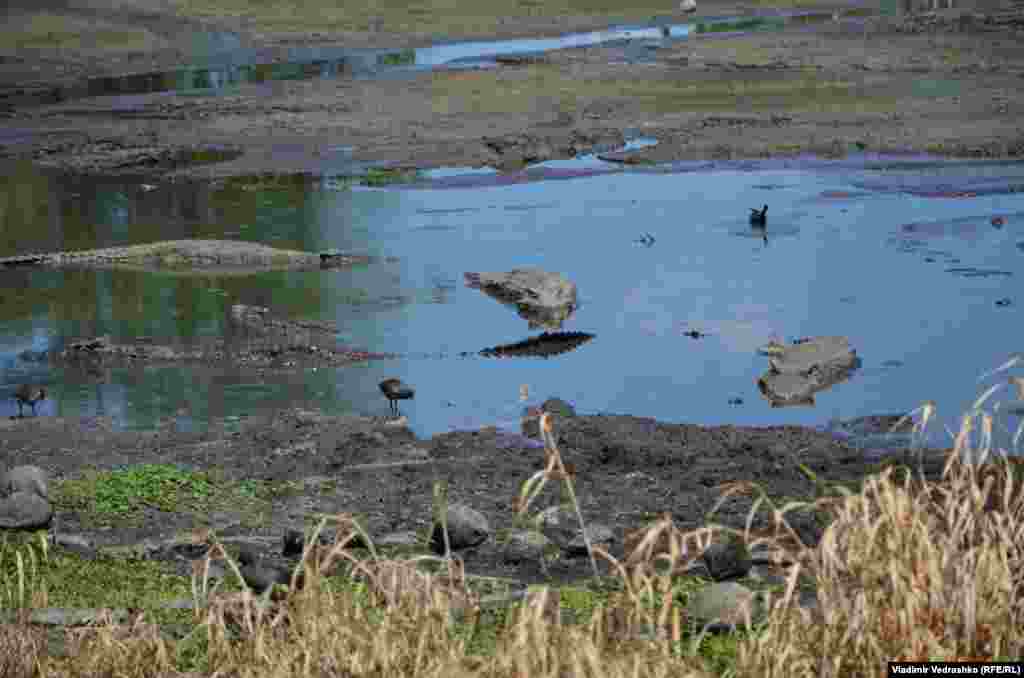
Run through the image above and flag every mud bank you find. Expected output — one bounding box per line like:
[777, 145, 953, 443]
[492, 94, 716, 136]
[0, 406, 944, 591]
[2, 0, 1023, 178]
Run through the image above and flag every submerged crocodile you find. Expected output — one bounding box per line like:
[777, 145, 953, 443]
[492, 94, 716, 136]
[0, 239, 368, 274]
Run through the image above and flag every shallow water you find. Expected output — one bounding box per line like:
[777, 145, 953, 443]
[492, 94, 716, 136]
[15, 11, 834, 107]
[2, 151, 1023, 456]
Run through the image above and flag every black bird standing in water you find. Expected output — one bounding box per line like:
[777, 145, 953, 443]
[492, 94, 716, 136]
[14, 384, 46, 417]
[379, 378, 415, 416]
[749, 205, 768, 226]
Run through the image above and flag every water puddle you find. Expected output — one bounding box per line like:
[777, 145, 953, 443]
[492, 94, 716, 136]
[13, 10, 846, 108]
[3, 151, 1023, 454]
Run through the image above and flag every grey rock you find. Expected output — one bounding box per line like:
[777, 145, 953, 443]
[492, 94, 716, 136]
[565, 524, 614, 558]
[237, 548, 295, 593]
[502, 529, 553, 564]
[701, 537, 753, 581]
[430, 503, 490, 554]
[1, 465, 49, 500]
[534, 505, 581, 548]
[0, 490, 53, 529]
[52, 533, 97, 559]
[686, 581, 765, 632]
[375, 530, 421, 548]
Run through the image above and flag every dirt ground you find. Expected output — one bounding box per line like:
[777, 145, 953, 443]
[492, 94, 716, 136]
[1, 0, 1023, 177]
[0, 406, 947, 589]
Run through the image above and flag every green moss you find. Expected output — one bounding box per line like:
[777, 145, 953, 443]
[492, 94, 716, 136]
[363, 168, 422, 186]
[53, 464, 274, 526]
[2, 13, 157, 51]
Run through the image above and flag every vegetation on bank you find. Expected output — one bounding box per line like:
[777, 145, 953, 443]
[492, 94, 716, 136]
[2, 368, 1024, 676]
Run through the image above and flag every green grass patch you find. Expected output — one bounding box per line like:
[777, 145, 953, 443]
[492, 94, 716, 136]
[362, 167, 422, 186]
[2, 13, 159, 51]
[429, 64, 900, 117]
[53, 464, 276, 526]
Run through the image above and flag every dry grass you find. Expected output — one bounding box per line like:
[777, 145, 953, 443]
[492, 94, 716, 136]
[4, 369, 1024, 676]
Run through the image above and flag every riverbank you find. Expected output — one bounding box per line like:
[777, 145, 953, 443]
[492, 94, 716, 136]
[2, 0, 1023, 178]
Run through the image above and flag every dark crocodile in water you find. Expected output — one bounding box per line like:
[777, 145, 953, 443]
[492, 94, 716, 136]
[0, 240, 369, 274]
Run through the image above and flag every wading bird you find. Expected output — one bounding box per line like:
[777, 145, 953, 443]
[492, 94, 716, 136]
[379, 378, 415, 416]
[14, 384, 46, 417]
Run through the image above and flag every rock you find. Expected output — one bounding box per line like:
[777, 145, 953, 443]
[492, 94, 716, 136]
[534, 505, 581, 548]
[686, 581, 765, 632]
[374, 531, 421, 548]
[502, 529, 553, 564]
[700, 537, 753, 581]
[680, 0, 697, 12]
[430, 503, 490, 554]
[464, 268, 578, 330]
[236, 548, 295, 594]
[52, 533, 97, 559]
[0, 491, 54, 529]
[565, 524, 614, 558]
[0, 465, 49, 500]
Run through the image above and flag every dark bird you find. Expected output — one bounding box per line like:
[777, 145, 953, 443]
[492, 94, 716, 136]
[634, 232, 655, 247]
[14, 384, 46, 417]
[379, 378, 415, 416]
[749, 205, 768, 226]
[237, 548, 298, 594]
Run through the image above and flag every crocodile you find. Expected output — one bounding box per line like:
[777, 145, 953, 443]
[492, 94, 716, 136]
[0, 240, 369, 275]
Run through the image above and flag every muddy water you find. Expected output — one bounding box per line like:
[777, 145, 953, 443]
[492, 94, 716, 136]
[2, 153, 1023, 452]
